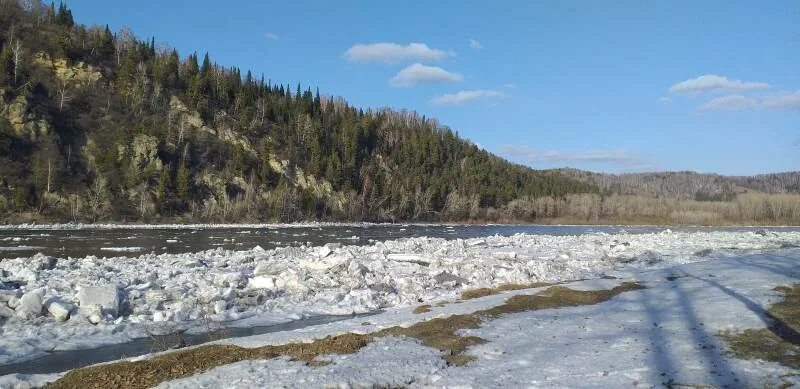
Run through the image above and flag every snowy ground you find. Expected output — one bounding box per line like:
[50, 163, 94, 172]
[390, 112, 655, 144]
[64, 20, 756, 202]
[5, 248, 797, 388]
[151, 249, 799, 388]
[0, 230, 798, 368]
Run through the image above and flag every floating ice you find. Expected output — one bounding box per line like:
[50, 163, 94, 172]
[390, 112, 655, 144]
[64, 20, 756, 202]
[46, 300, 73, 322]
[99, 247, 143, 253]
[15, 290, 43, 320]
[77, 285, 120, 318]
[0, 229, 797, 365]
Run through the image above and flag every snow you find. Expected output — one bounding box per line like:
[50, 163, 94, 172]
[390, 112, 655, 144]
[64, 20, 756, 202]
[0, 373, 64, 389]
[99, 247, 143, 253]
[0, 246, 44, 252]
[160, 337, 445, 389]
[46, 300, 73, 322]
[157, 250, 800, 388]
[14, 290, 43, 320]
[76, 285, 120, 318]
[0, 229, 798, 371]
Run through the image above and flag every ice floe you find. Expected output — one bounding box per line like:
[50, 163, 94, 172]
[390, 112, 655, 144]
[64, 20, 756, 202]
[0, 230, 798, 366]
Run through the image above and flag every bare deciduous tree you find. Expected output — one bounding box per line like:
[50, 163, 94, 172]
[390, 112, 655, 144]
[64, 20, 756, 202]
[11, 39, 23, 85]
[115, 26, 134, 65]
[56, 79, 72, 111]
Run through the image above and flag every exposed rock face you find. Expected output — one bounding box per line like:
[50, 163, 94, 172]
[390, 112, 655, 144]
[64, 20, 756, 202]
[33, 53, 102, 86]
[130, 134, 163, 173]
[168, 96, 215, 138]
[0, 92, 52, 141]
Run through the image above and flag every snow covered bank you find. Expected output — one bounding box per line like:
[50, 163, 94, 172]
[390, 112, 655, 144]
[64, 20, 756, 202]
[17, 248, 800, 388]
[0, 230, 798, 367]
[150, 249, 800, 388]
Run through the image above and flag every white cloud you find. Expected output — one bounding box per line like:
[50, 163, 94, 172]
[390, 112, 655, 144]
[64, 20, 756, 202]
[762, 91, 800, 111]
[432, 89, 505, 105]
[500, 146, 648, 169]
[344, 42, 452, 64]
[699, 91, 800, 112]
[669, 74, 770, 93]
[265, 32, 279, 41]
[389, 63, 462, 88]
[657, 96, 672, 103]
[700, 95, 759, 111]
[468, 38, 482, 50]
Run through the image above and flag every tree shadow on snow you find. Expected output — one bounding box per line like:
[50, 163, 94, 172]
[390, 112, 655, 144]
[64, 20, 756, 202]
[638, 273, 746, 387]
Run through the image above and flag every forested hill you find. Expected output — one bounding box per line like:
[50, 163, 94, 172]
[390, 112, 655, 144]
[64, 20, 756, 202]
[0, 2, 596, 223]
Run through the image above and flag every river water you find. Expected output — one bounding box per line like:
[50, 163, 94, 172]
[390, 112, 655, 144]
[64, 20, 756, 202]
[1, 224, 797, 259]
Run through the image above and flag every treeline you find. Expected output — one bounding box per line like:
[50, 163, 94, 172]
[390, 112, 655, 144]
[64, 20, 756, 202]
[558, 169, 800, 201]
[499, 193, 800, 226]
[0, 1, 596, 223]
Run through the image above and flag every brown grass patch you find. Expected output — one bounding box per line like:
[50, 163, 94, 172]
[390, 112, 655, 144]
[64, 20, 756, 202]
[720, 284, 800, 370]
[380, 314, 485, 366]
[48, 334, 374, 389]
[478, 282, 643, 317]
[49, 281, 643, 388]
[412, 305, 432, 314]
[460, 282, 556, 300]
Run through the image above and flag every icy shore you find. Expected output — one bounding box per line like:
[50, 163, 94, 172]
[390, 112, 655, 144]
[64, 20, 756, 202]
[0, 229, 798, 366]
[156, 249, 800, 388]
[0, 222, 377, 231]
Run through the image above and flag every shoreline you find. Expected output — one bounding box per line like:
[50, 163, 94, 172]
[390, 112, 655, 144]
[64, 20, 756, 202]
[0, 221, 798, 230]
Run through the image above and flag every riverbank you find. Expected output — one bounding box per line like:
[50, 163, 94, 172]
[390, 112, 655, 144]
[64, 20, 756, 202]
[0, 229, 798, 369]
[4, 248, 799, 388]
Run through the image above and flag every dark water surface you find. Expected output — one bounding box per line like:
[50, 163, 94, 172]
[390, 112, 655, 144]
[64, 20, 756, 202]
[0, 224, 798, 259]
[0, 312, 377, 376]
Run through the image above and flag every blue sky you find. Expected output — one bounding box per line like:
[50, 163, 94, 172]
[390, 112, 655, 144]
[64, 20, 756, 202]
[69, 1, 799, 175]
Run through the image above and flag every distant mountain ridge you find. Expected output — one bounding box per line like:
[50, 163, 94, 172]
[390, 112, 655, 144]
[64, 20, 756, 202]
[555, 169, 800, 200]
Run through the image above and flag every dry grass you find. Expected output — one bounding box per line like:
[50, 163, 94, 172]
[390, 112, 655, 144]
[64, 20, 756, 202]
[720, 284, 800, 370]
[49, 333, 374, 389]
[49, 281, 643, 389]
[412, 305, 432, 314]
[477, 282, 642, 317]
[460, 282, 556, 300]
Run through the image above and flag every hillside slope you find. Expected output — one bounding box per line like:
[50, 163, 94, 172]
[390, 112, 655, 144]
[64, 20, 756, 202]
[0, 2, 594, 223]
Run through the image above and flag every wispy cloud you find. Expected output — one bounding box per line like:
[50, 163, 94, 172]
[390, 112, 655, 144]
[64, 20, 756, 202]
[468, 38, 482, 50]
[265, 32, 279, 41]
[669, 74, 770, 93]
[389, 63, 462, 88]
[432, 89, 505, 105]
[762, 91, 800, 111]
[500, 145, 650, 170]
[700, 95, 758, 111]
[700, 91, 800, 112]
[344, 42, 452, 64]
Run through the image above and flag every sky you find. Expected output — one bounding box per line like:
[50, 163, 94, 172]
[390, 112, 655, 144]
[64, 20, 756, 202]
[68, 1, 799, 175]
